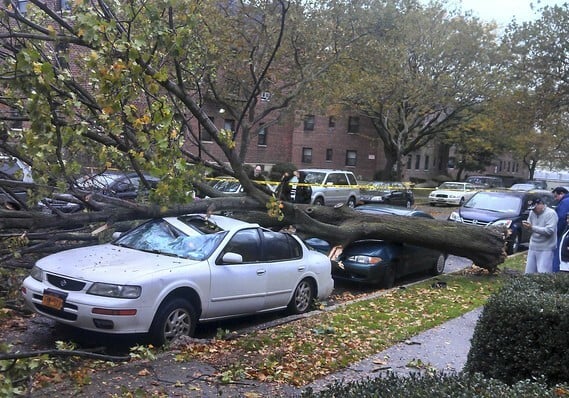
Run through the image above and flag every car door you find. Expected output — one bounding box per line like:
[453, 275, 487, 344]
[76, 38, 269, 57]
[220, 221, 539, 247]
[207, 228, 267, 318]
[259, 229, 304, 309]
[326, 172, 348, 205]
[388, 183, 405, 206]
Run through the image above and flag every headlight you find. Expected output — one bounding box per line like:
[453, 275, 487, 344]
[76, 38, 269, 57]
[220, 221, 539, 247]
[346, 255, 382, 264]
[87, 283, 141, 299]
[30, 265, 44, 282]
[490, 219, 512, 228]
[448, 212, 462, 222]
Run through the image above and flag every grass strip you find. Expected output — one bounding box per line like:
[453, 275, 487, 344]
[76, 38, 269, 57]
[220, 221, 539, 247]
[177, 254, 527, 385]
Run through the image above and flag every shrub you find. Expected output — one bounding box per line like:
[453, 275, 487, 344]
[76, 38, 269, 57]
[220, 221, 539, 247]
[301, 372, 567, 397]
[465, 273, 569, 385]
[269, 162, 297, 181]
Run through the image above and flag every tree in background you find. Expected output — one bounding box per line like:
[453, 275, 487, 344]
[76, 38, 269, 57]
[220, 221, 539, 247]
[501, 3, 569, 177]
[316, 0, 502, 180]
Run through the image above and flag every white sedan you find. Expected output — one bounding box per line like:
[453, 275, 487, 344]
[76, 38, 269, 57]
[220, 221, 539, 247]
[428, 182, 479, 206]
[21, 214, 333, 345]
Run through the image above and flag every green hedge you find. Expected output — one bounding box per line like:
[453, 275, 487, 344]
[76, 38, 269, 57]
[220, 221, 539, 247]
[301, 372, 567, 397]
[465, 273, 569, 385]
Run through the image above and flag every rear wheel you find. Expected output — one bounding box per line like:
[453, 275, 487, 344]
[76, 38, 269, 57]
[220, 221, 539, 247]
[431, 254, 446, 276]
[149, 298, 197, 346]
[313, 197, 324, 206]
[288, 279, 314, 314]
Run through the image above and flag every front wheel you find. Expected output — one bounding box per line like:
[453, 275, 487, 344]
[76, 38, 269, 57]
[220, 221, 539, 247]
[149, 298, 197, 346]
[507, 232, 521, 255]
[347, 196, 356, 208]
[380, 265, 395, 289]
[431, 254, 446, 276]
[288, 279, 314, 314]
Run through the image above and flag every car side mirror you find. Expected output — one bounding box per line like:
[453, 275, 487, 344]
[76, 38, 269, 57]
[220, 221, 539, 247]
[222, 252, 243, 264]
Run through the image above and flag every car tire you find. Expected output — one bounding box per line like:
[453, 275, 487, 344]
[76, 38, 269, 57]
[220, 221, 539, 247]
[507, 232, 521, 255]
[430, 254, 446, 276]
[380, 265, 395, 289]
[288, 278, 314, 314]
[149, 298, 197, 346]
[313, 197, 324, 206]
[347, 196, 356, 208]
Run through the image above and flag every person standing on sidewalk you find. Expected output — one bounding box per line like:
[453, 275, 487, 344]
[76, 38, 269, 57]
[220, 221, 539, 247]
[522, 197, 558, 274]
[552, 187, 569, 272]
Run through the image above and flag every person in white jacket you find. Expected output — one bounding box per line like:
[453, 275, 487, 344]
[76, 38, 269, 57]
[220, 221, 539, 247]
[522, 197, 558, 274]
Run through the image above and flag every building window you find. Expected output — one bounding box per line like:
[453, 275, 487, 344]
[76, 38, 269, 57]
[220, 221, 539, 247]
[345, 150, 357, 166]
[55, 42, 69, 68]
[302, 147, 312, 163]
[57, 0, 72, 11]
[348, 116, 359, 134]
[304, 115, 315, 131]
[200, 117, 214, 142]
[328, 116, 336, 128]
[424, 155, 429, 170]
[224, 119, 235, 132]
[407, 156, 412, 169]
[415, 155, 421, 170]
[10, 110, 23, 130]
[17, 1, 27, 13]
[326, 148, 333, 161]
[448, 157, 455, 169]
[258, 125, 267, 146]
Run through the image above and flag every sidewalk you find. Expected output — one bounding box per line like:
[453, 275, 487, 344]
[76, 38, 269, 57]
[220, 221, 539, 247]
[304, 307, 482, 393]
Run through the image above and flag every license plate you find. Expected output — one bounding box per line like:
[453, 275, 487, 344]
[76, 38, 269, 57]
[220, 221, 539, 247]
[42, 289, 67, 311]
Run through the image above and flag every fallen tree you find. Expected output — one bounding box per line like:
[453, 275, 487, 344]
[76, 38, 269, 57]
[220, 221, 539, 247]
[0, 186, 507, 272]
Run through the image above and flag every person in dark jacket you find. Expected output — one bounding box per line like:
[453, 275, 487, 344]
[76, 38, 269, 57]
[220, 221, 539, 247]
[276, 172, 293, 202]
[294, 171, 312, 204]
[552, 186, 569, 272]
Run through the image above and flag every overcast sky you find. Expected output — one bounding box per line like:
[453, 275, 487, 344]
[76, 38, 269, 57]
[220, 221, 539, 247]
[452, 0, 565, 26]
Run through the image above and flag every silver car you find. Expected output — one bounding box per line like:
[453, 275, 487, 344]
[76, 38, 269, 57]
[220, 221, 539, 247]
[297, 169, 360, 207]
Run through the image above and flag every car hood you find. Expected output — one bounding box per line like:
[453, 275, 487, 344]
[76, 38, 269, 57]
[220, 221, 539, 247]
[36, 244, 198, 282]
[459, 207, 519, 222]
[431, 189, 467, 195]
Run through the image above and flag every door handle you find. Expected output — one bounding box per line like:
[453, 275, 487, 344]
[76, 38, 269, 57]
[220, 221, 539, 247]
[297, 266, 306, 271]
[257, 269, 266, 276]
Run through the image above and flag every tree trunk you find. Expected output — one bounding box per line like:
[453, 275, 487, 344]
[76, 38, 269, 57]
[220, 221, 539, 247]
[1, 186, 506, 272]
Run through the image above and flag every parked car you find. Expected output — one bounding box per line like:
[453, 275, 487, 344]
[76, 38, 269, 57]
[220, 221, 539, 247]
[509, 183, 538, 191]
[21, 214, 333, 345]
[0, 155, 33, 210]
[448, 190, 555, 254]
[519, 180, 548, 190]
[428, 182, 479, 206]
[306, 204, 446, 288]
[39, 171, 160, 213]
[359, 181, 414, 208]
[464, 175, 505, 189]
[296, 169, 360, 207]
